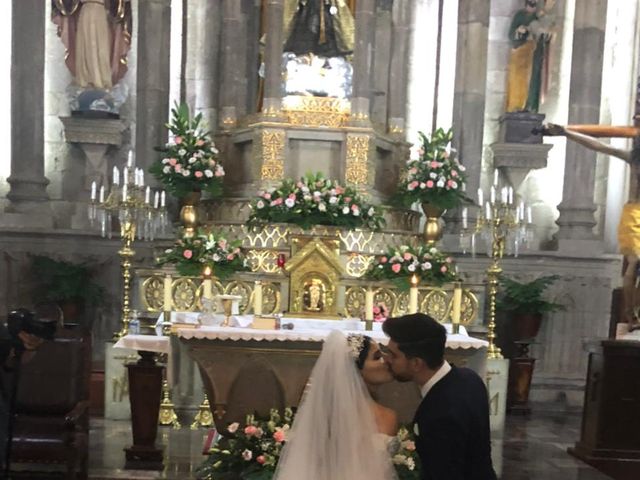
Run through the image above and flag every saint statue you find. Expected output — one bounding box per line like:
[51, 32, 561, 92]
[505, 0, 556, 112]
[303, 279, 325, 312]
[51, 0, 132, 112]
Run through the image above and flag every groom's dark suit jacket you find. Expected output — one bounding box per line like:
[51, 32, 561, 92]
[413, 366, 497, 480]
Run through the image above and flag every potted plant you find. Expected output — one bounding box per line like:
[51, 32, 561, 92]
[30, 255, 105, 323]
[497, 274, 565, 340]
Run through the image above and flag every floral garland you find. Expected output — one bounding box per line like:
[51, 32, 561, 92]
[150, 103, 225, 199]
[392, 426, 421, 480]
[394, 128, 468, 210]
[365, 244, 458, 290]
[247, 172, 385, 231]
[196, 409, 292, 480]
[157, 229, 247, 279]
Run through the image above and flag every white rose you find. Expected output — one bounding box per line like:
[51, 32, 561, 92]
[213, 253, 221, 262]
[162, 158, 170, 164]
[408, 264, 416, 272]
[420, 182, 426, 189]
[242, 449, 252, 461]
[437, 179, 445, 188]
[178, 148, 187, 156]
[164, 248, 172, 253]
[421, 262, 432, 270]
[256, 200, 265, 209]
[204, 169, 213, 178]
[393, 454, 407, 465]
[285, 198, 295, 208]
[430, 172, 437, 179]
[368, 207, 375, 216]
[329, 196, 338, 204]
[430, 247, 438, 254]
[352, 208, 360, 216]
[182, 170, 190, 176]
[318, 202, 327, 212]
[313, 191, 322, 198]
[451, 181, 458, 189]
[188, 157, 196, 164]
[227, 422, 239, 433]
[342, 206, 350, 214]
[162, 166, 171, 174]
[407, 458, 415, 470]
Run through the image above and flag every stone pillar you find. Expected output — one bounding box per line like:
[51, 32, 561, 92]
[136, 0, 172, 174]
[556, 0, 608, 246]
[351, 0, 376, 124]
[5, 0, 50, 218]
[262, 0, 285, 117]
[388, 0, 413, 136]
[184, 0, 222, 130]
[219, 0, 243, 129]
[451, 0, 491, 219]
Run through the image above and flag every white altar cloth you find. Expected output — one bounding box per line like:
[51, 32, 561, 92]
[113, 334, 171, 354]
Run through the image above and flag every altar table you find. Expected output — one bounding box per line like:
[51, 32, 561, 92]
[176, 319, 488, 426]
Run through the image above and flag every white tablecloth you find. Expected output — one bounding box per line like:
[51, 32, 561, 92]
[113, 334, 171, 354]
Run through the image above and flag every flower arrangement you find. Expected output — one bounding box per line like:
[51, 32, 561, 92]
[150, 103, 225, 198]
[157, 229, 247, 278]
[247, 172, 385, 231]
[196, 408, 293, 480]
[392, 426, 421, 480]
[394, 128, 468, 210]
[373, 302, 389, 322]
[365, 244, 458, 290]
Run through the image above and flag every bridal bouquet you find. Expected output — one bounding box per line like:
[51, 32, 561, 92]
[150, 103, 225, 198]
[394, 128, 468, 210]
[157, 228, 247, 278]
[247, 172, 385, 231]
[365, 244, 458, 290]
[196, 408, 293, 480]
[392, 426, 421, 480]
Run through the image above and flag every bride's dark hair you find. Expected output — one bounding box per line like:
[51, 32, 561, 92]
[347, 335, 372, 370]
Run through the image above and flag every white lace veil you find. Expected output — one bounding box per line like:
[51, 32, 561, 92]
[274, 330, 395, 480]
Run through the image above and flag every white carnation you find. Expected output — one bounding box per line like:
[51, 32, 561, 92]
[342, 206, 350, 214]
[204, 169, 213, 178]
[182, 170, 190, 176]
[368, 207, 375, 216]
[162, 166, 171, 174]
[188, 157, 196, 164]
[318, 202, 327, 212]
[408, 264, 416, 272]
[178, 148, 187, 156]
[285, 198, 295, 208]
[256, 200, 265, 209]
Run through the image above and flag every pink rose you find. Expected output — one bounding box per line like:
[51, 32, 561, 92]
[273, 430, 286, 443]
[351, 204, 359, 211]
[215, 168, 224, 177]
[256, 455, 266, 465]
[426, 180, 434, 188]
[447, 180, 454, 187]
[169, 158, 177, 166]
[263, 192, 271, 200]
[451, 170, 458, 177]
[373, 306, 381, 315]
[218, 239, 227, 249]
[183, 250, 193, 259]
[440, 265, 448, 273]
[391, 263, 402, 273]
[379, 256, 388, 264]
[174, 136, 183, 144]
[446, 257, 452, 263]
[195, 171, 203, 178]
[430, 161, 439, 168]
[344, 197, 352, 203]
[174, 164, 182, 172]
[227, 254, 235, 261]
[196, 139, 205, 146]
[244, 426, 258, 436]
[288, 193, 296, 200]
[418, 148, 425, 156]
[335, 186, 345, 195]
[405, 440, 416, 451]
[403, 252, 412, 261]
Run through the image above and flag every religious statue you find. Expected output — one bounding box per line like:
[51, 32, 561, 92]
[303, 279, 325, 312]
[505, 0, 556, 113]
[542, 123, 640, 332]
[51, 0, 132, 114]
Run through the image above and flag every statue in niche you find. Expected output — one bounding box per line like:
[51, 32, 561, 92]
[303, 278, 326, 312]
[280, 0, 356, 98]
[505, 0, 556, 113]
[51, 0, 132, 116]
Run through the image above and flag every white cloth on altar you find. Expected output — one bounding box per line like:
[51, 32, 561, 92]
[113, 334, 172, 383]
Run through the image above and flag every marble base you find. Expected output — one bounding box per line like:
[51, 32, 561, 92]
[486, 358, 509, 436]
[0, 211, 54, 229]
[105, 341, 136, 420]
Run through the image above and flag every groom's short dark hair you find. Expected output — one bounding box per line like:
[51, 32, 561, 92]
[383, 313, 446, 369]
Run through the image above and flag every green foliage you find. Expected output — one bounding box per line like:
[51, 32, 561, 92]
[247, 172, 385, 231]
[157, 229, 248, 279]
[496, 275, 565, 316]
[393, 128, 470, 210]
[150, 103, 225, 199]
[30, 255, 105, 305]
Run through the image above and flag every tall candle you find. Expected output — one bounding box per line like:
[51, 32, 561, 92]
[154, 191, 160, 209]
[127, 150, 134, 167]
[527, 206, 533, 224]
[161, 191, 166, 207]
[90, 181, 97, 201]
[501, 187, 508, 204]
[139, 169, 144, 186]
[365, 287, 374, 321]
[462, 207, 468, 229]
[145, 186, 151, 204]
[477, 188, 483, 206]
[490, 186, 496, 204]
[122, 183, 128, 201]
[519, 201, 525, 220]
[113, 167, 120, 186]
[203, 278, 213, 300]
[493, 169, 499, 186]
[163, 275, 172, 312]
[485, 202, 492, 220]
[99, 185, 105, 203]
[451, 283, 462, 325]
[508, 187, 514, 205]
[409, 275, 419, 314]
[253, 281, 263, 316]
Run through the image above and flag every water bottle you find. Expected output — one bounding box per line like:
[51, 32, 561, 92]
[129, 311, 140, 335]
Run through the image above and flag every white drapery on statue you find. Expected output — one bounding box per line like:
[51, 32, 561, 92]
[75, 0, 113, 89]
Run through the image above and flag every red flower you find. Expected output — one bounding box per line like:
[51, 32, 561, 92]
[183, 250, 193, 259]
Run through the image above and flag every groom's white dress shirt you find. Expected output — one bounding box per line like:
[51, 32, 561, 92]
[420, 360, 451, 398]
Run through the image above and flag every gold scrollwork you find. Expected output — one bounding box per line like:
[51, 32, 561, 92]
[261, 282, 281, 315]
[345, 254, 374, 278]
[374, 288, 397, 316]
[340, 230, 375, 252]
[173, 278, 199, 312]
[225, 281, 253, 313]
[421, 290, 449, 323]
[345, 286, 366, 318]
[142, 275, 164, 312]
[247, 249, 282, 274]
[260, 129, 286, 180]
[246, 225, 291, 248]
[282, 96, 350, 128]
[460, 290, 479, 325]
[345, 134, 370, 185]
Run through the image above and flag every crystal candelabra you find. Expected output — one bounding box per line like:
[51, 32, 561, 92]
[88, 151, 169, 338]
[460, 170, 535, 359]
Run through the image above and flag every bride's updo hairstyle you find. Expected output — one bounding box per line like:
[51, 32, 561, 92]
[347, 334, 372, 370]
[383, 313, 446, 369]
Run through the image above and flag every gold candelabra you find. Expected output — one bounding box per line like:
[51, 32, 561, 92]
[88, 152, 169, 338]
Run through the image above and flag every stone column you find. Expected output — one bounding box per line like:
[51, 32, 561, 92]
[219, 0, 243, 129]
[184, 0, 222, 130]
[556, 0, 608, 246]
[351, 0, 376, 124]
[388, 0, 413, 136]
[136, 0, 172, 174]
[5, 0, 50, 218]
[262, 0, 286, 117]
[451, 0, 491, 210]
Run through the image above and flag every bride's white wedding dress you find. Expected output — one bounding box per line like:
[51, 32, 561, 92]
[274, 331, 398, 480]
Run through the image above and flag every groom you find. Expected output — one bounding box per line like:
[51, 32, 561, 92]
[383, 313, 497, 480]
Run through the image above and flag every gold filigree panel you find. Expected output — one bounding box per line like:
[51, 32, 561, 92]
[345, 134, 370, 185]
[173, 278, 199, 312]
[345, 286, 366, 317]
[260, 129, 286, 180]
[421, 290, 449, 323]
[282, 96, 350, 128]
[142, 275, 164, 312]
[345, 254, 374, 278]
[246, 250, 281, 274]
[340, 230, 375, 252]
[245, 226, 291, 249]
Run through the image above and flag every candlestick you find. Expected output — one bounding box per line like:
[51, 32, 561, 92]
[90, 181, 97, 201]
[253, 281, 263, 316]
[365, 287, 374, 321]
[409, 275, 419, 314]
[451, 282, 462, 334]
[122, 183, 128, 202]
[123, 166, 129, 185]
[164, 275, 173, 312]
[485, 202, 492, 220]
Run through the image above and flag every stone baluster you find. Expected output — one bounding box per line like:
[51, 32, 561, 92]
[556, 0, 608, 248]
[263, 0, 286, 118]
[5, 0, 51, 224]
[388, 0, 414, 136]
[135, 0, 172, 176]
[351, 0, 376, 125]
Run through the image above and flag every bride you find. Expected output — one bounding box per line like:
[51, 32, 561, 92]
[274, 330, 398, 480]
